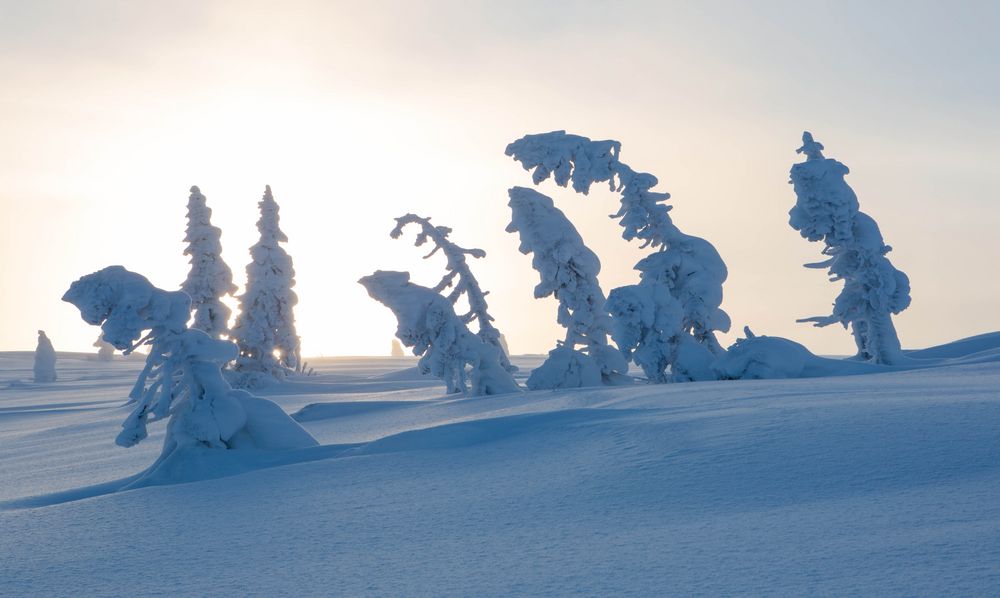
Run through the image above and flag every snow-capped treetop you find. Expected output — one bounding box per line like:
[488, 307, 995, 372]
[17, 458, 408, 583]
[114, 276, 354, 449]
[390, 213, 515, 372]
[231, 185, 301, 374]
[63, 265, 191, 351]
[182, 185, 237, 338]
[788, 132, 911, 364]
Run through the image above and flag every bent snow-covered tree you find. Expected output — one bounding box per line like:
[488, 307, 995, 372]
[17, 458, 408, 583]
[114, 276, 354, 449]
[230, 186, 302, 379]
[182, 186, 237, 338]
[360, 270, 520, 396]
[506, 131, 729, 382]
[789, 132, 911, 364]
[506, 186, 628, 389]
[390, 214, 516, 372]
[33, 330, 56, 383]
[62, 266, 316, 482]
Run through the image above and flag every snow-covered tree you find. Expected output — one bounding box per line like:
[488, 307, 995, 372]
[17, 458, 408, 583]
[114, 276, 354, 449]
[506, 186, 628, 389]
[94, 334, 115, 361]
[181, 185, 237, 338]
[390, 339, 405, 357]
[62, 266, 316, 479]
[789, 132, 911, 364]
[33, 330, 56, 382]
[360, 270, 520, 396]
[506, 131, 729, 382]
[390, 213, 516, 372]
[230, 185, 302, 380]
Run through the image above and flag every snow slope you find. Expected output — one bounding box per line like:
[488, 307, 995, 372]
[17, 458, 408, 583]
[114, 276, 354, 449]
[2, 351, 999, 595]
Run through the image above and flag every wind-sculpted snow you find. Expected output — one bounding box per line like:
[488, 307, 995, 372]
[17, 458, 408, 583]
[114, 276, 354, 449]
[33, 330, 57, 383]
[61, 266, 316, 487]
[506, 131, 729, 382]
[181, 186, 237, 338]
[390, 213, 516, 372]
[359, 270, 521, 396]
[506, 186, 628, 389]
[230, 185, 302, 380]
[789, 132, 911, 364]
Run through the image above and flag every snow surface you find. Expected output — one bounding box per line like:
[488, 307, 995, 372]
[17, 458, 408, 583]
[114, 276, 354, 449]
[3, 339, 1000, 595]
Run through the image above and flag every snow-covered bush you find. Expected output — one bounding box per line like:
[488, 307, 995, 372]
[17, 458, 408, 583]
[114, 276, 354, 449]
[712, 327, 812, 380]
[390, 213, 515, 372]
[506, 186, 628, 389]
[62, 266, 316, 469]
[94, 334, 115, 361]
[33, 330, 56, 383]
[359, 270, 520, 396]
[391, 339, 405, 357]
[230, 186, 302, 380]
[182, 185, 237, 338]
[789, 132, 911, 364]
[506, 131, 728, 382]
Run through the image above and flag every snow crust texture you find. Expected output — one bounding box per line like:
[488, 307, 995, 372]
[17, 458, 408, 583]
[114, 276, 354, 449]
[360, 270, 520, 396]
[506, 131, 729, 382]
[506, 186, 627, 389]
[789, 132, 911, 364]
[181, 186, 237, 339]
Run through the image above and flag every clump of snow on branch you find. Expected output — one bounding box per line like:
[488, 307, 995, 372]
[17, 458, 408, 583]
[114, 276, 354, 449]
[506, 186, 628, 389]
[33, 330, 56, 383]
[506, 131, 728, 382]
[181, 186, 237, 338]
[390, 213, 516, 372]
[94, 334, 115, 361]
[360, 270, 520, 396]
[62, 266, 316, 470]
[230, 186, 302, 382]
[789, 132, 911, 364]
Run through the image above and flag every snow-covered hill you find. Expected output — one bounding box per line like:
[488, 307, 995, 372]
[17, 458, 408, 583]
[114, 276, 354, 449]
[2, 352, 999, 595]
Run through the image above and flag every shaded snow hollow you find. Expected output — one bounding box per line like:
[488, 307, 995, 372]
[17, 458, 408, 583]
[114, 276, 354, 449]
[2, 347, 1000, 595]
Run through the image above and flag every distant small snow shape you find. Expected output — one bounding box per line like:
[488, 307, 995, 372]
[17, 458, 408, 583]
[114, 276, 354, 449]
[506, 186, 627, 389]
[33, 330, 57, 383]
[789, 132, 911, 364]
[359, 270, 520, 396]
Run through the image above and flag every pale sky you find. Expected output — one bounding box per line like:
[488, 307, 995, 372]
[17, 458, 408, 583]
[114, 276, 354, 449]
[1, 0, 998, 357]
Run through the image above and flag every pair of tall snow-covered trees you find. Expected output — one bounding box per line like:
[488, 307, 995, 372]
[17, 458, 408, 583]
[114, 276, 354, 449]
[177, 185, 301, 379]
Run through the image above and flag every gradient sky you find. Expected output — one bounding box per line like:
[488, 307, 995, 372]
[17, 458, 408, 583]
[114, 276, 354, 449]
[2, 0, 998, 357]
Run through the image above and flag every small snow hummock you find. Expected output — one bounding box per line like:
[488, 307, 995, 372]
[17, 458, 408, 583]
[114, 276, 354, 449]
[359, 270, 520, 396]
[62, 266, 317, 483]
[390, 214, 516, 372]
[789, 132, 911, 364]
[230, 186, 302, 382]
[33, 330, 57, 383]
[506, 131, 729, 382]
[506, 186, 628, 389]
[181, 186, 237, 339]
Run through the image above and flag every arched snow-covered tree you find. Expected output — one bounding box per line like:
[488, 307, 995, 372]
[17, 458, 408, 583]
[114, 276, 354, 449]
[506, 186, 628, 389]
[94, 334, 115, 361]
[63, 266, 317, 484]
[506, 131, 729, 382]
[390, 214, 516, 372]
[360, 270, 520, 396]
[230, 185, 302, 380]
[789, 132, 911, 364]
[182, 185, 237, 338]
[34, 330, 56, 382]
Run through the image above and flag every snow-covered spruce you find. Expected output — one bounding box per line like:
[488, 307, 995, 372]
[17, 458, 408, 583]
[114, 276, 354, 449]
[390, 214, 516, 372]
[391, 339, 405, 357]
[94, 334, 115, 361]
[359, 270, 520, 396]
[789, 132, 911, 364]
[33, 330, 56, 383]
[62, 266, 316, 483]
[181, 186, 237, 338]
[505, 131, 729, 382]
[230, 186, 302, 382]
[506, 186, 628, 389]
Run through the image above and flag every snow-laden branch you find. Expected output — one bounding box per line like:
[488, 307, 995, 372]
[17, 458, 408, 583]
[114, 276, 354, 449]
[359, 270, 520, 396]
[789, 132, 911, 364]
[390, 214, 516, 372]
[506, 187, 628, 389]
